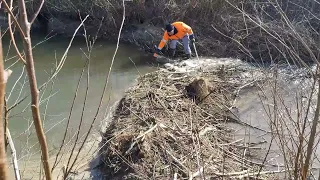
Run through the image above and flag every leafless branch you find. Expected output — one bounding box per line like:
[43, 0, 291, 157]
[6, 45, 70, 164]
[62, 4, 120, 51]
[30, 0, 45, 25]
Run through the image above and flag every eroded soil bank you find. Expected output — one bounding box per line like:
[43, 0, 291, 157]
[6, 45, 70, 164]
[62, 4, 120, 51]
[18, 0, 320, 64]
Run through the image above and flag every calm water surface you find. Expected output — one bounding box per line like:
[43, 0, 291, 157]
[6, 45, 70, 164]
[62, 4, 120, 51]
[3, 32, 156, 154]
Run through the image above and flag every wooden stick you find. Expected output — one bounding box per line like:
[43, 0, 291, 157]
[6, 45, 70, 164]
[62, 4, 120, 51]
[192, 167, 204, 179]
[166, 150, 190, 174]
[173, 173, 178, 180]
[0, 0, 26, 38]
[6, 128, 20, 180]
[214, 169, 289, 177]
[125, 124, 158, 155]
[6, 0, 26, 64]
[134, 124, 158, 140]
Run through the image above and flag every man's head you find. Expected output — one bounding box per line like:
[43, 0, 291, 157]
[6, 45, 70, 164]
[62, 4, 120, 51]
[165, 24, 174, 35]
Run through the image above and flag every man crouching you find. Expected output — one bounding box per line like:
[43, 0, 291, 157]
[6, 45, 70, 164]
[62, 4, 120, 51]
[154, 22, 196, 60]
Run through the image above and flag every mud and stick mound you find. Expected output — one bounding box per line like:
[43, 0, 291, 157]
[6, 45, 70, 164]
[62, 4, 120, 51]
[99, 66, 268, 179]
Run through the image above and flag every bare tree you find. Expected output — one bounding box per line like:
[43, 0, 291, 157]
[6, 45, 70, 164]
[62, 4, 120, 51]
[220, 0, 320, 179]
[1, 0, 52, 179]
[0, 31, 10, 180]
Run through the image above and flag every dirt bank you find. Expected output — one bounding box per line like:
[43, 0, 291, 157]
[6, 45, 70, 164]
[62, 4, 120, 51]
[23, 0, 320, 63]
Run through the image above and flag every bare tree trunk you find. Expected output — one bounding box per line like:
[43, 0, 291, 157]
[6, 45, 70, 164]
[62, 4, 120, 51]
[17, 0, 52, 179]
[0, 31, 9, 180]
[302, 67, 320, 180]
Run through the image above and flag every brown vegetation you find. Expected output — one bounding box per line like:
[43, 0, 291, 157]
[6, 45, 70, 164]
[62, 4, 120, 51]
[0, 0, 319, 179]
[23, 0, 320, 63]
[99, 67, 277, 179]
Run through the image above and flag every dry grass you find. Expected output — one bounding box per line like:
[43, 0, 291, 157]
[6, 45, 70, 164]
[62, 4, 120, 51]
[98, 66, 279, 179]
[24, 0, 319, 62]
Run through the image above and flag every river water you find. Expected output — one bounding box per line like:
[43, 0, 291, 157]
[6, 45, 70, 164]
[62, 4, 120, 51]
[4, 32, 320, 179]
[3, 32, 156, 155]
[230, 64, 320, 178]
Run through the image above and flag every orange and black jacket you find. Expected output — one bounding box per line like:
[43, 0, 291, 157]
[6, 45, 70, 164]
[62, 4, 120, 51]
[157, 22, 194, 50]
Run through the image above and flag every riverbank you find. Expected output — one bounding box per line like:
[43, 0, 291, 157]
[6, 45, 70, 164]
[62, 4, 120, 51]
[1, 1, 319, 178]
[21, 0, 320, 64]
[95, 57, 291, 179]
[6, 55, 317, 179]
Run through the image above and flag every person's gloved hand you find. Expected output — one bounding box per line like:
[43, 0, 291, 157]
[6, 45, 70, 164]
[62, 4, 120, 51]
[154, 46, 162, 54]
[155, 48, 162, 54]
[153, 46, 162, 57]
[190, 34, 195, 43]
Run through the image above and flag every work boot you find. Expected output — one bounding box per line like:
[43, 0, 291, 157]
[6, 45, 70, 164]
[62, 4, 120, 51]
[183, 54, 191, 60]
[168, 48, 176, 59]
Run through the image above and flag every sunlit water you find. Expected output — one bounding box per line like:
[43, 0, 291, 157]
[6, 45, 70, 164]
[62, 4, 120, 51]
[3, 32, 156, 156]
[4, 31, 320, 179]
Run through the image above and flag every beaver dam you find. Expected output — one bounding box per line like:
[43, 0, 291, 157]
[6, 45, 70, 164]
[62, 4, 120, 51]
[98, 59, 285, 179]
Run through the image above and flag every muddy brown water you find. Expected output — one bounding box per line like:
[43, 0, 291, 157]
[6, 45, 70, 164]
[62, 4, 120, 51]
[3, 32, 156, 157]
[3, 31, 320, 179]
